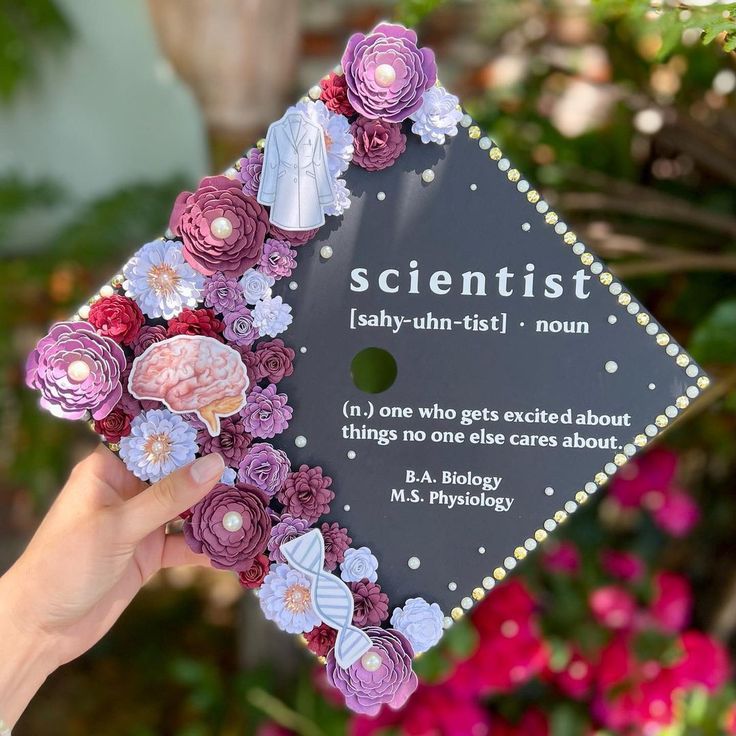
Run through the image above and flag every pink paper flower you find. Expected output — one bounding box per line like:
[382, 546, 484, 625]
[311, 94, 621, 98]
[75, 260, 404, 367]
[589, 585, 637, 630]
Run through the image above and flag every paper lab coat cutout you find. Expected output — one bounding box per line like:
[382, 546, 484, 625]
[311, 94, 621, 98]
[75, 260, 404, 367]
[258, 110, 335, 231]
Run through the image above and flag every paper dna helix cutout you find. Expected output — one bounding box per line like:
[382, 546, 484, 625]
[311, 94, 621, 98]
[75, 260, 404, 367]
[281, 529, 372, 668]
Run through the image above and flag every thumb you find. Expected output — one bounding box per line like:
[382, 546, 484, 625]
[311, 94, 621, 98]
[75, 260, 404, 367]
[122, 453, 225, 541]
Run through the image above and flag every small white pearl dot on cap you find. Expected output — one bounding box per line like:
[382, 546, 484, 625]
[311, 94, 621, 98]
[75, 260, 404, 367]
[407, 556, 421, 570]
[294, 435, 307, 448]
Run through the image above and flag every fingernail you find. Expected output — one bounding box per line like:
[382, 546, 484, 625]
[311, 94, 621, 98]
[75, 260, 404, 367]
[190, 454, 224, 484]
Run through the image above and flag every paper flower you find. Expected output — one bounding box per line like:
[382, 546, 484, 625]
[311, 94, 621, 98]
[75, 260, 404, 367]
[277, 464, 334, 524]
[239, 268, 274, 305]
[222, 305, 259, 346]
[410, 86, 463, 145]
[259, 563, 321, 634]
[119, 408, 198, 482]
[267, 515, 312, 563]
[323, 178, 351, 217]
[350, 580, 389, 627]
[325, 627, 417, 716]
[340, 547, 379, 583]
[269, 224, 318, 247]
[259, 239, 297, 281]
[93, 404, 133, 443]
[131, 325, 168, 357]
[88, 294, 144, 346]
[203, 272, 244, 313]
[238, 553, 270, 589]
[390, 597, 444, 654]
[240, 384, 293, 439]
[123, 239, 204, 319]
[237, 148, 264, 198]
[198, 416, 251, 466]
[220, 467, 237, 485]
[320, 71, 356, 117]
[320, 522, 352, 572]
[305, 623, 338, 657]
[25, 321, 126, 421]
[169, 175, 269, 278]
[341, 23, 437, 123]
[252, 295, 293, 338]
[183, 482, 272, 571]
[351, 116, 406, 171]
[238, 441, 290, 497]
[167, 308, 224, 340]
[290, 100, 354, 177]
[253, 339, 295, 383]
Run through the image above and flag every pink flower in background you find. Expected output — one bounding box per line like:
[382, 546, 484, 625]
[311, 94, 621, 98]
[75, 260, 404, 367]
[649, 572, 692, 633]
[652, 488, 700, 537]
[602, 549, 645, 582]
[542, 540, 581, 574]
[548, 648, 595, 700]
[670, 631, 729, 692]
[489, 709, 549, 736]
[589, 585, 636, 630]
[610, 448, 678, 508]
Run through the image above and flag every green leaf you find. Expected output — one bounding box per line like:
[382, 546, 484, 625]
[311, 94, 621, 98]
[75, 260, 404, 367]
[690, 299, 736, 364]
[443, 617, 478, 659]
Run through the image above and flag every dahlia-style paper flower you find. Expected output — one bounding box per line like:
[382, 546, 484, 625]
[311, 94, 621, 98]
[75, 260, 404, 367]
[253, 339, 295, 383]
[169, 175, 269, 278]
[341, 23, 437, 123]
[267, 515, 312, 563]
[131, 324, 168, 357]
[167, 307, 224, 340]
[238, 442, 290, 497]
[26, 321, 126, 421]
[305, 623, 338, 657]
[198, 416, 251, 466]
[320, 522, 352, 572]
[409, 85, 463, 145]
[351, 116, 406, 171]
[259, 239, 297, 281]
[252, 295, 293, 338]
[238, 553, 270, 589]
[88, 294, 144, 346]
[390, 597, 444, 654]
[290, 100, 354, 178]
[240, 384, 293, 438]
[119, 409, 198, 482]
[203, 272, 244, 313]
[278, 464, 334, 524]
[326, 627, 417, 716]
[323, 178, 352, 217]
[222, 305, 259, 346]
[237, 148, 264, 198]
[123, 239, 204, 319]
[268, 224, 318, 247]
[320, 71, 356, 117]
[340, 547, 379, 583]
[240, 268, 274, 305]
[183, 482, 272, 571]
[259, 563, 321, 634]
[350, 580, 389, 627]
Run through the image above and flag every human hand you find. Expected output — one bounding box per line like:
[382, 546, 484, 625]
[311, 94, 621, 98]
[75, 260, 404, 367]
[0, 445, 225, 728]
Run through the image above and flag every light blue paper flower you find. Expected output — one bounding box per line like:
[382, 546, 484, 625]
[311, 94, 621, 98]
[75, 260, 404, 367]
[258, 563, 320, 634]
[291, 99, 354, 178]
[390, 597, 444, 654]
[219, 467, 237, 485]
[340, 546, 379, 583]
[324, 178, 352, 217]
[253, 295, 293, 338]
[239, 268, 274, 305]
[409, 86, 463, 146]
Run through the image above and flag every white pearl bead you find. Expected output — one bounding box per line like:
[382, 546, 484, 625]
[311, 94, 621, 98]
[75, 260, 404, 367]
[210, 216, 233, 240]
[320, 246, 333, 260]
[224, 167, 238, 179]
[407, 556, 421, 570]
[222, 511, 244, 532]
[421, 169, 435, 183]
[67, 359, 91, 382]
[78, 305, 90, 319]
[99, 284, 114, 298]
[605, 361, 618, 374]
[361, 651, 383, 672]
[374, 63, 396, 88]
[308, 84, 322, 100]
[376, 191, 386, 201]
[294, 435, 307, 448]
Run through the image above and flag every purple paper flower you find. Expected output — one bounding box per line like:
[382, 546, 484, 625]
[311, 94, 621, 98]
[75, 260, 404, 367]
[267, 515, 312, 563]
[198, 416, 251, 466]
[259, 239, 297, 281]
[325, 627, 418, 716]
[240, 384, 292, 438]
[390, 597, 444, 654]
[278, 464, 334, 524]
[320, 522, 352, 572]
[269, 224, 318, 247]
[238, 148, 264, 198]
[351, 116, 406, 171]
[350, 580, 389, 627]
[203, 272, 244, 313]
[223, 305, 260, 346]
[25, 321, 126, 421]
[169, 175, 269, 278]
[259, 563, 321, 634]
[131, 324, 168, 357]
[341, 23, 437, 123]
[238, 442, 290, 497]
[183, 482, 272, 571]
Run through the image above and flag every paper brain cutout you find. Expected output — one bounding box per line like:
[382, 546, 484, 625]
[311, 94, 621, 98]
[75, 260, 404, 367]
[128, 335, 248, 435]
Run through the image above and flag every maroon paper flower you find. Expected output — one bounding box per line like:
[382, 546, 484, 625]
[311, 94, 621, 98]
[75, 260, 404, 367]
[169, 175, 269, 278]
[240, 384, 292, 439]
[93, 404, 133, 443]
[238, 442, 290, 497]
[278, 465, 334, 524]
[253, 339, 295, 383]
[351, 116, 406, 171]
[350, 580, 389, 627]
[198, 416, 251, 466]
[341, 23, 437, 123]
[88, 294, 144, 346]
[238, 553, 270, 589]
[237, 148, 264, 199]
[326, 627, 418, 716]
[320, 72, 356, 117]
[131, 324, 168, 357]
[305, 623, 338, 658]
[267, 515, 312, 563]
[183, 482, 272, 571]
[320, 522, 352, 572]
[167, 308, 224, 340]
[269, 224, 318, 247]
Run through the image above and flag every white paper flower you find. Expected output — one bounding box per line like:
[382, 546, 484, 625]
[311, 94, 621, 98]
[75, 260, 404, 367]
[340, 546, 379, 583]
[123, 239, 204, 319]
[390, 597, 444, 654]
[220, 467, 237, 485]
[410, 86, 464, 145]
[290, 99, 354, 177]
[324, 178, 352, 217]
[252, 295, 293, 338]
[119, 409, 198, 483]
[239, 268, 274, 305]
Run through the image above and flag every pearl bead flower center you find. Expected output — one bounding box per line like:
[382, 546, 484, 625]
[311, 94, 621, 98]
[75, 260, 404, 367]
[144, 432, 172, 463]
[222, 510, 244, 532]
[67, 359, 91, 383]
[210, 216, 234, 240]
[360, 651, 383, 672]
[283, 583, 311, 614]
[147, 263, 180, 297]
[374, 63, 396, 88]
